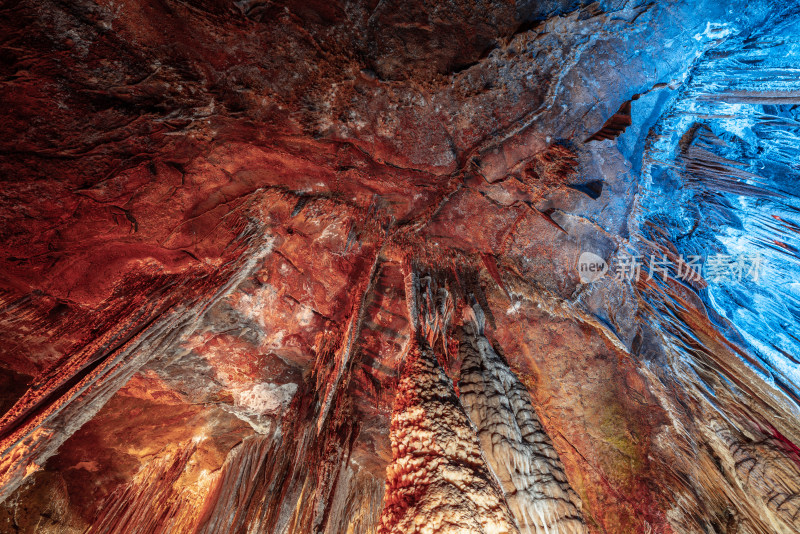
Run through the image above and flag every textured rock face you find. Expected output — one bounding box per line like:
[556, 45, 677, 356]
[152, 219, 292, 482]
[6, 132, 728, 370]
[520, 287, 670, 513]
[2, 0, 800, 533]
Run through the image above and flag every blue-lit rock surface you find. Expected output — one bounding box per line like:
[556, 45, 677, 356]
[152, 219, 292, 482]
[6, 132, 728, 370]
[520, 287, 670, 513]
[1, 1, 799, 532]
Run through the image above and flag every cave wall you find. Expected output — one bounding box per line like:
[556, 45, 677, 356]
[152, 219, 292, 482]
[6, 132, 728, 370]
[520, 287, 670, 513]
[2, 1, 800, 533]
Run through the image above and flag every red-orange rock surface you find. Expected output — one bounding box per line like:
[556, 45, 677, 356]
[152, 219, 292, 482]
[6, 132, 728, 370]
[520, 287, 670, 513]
[2, 1, 800, 533]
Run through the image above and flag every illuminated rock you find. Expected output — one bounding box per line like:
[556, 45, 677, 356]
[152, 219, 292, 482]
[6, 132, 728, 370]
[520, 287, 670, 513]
[1, 1, 800, 533]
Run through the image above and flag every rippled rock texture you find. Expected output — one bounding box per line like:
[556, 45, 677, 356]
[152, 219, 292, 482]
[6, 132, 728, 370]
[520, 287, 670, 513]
[459, 309, 586, 534]
[2, 0, 800, 533]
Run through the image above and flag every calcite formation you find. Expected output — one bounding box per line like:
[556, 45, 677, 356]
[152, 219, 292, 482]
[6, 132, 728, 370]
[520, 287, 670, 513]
[379, 335, 518, 534]
[2, 0, 800, 533]
[459, 308, 586, 534]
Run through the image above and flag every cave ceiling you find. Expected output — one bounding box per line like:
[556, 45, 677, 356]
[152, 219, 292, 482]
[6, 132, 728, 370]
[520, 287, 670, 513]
[2, 1, 800, 533]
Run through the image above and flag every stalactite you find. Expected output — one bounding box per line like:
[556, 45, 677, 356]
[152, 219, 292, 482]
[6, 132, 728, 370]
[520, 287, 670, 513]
[458, 305, 586, 534]
[717, 422, 800, 531]
[323, 463, 384, 534]
[378, 335, 519, 534]
[88, 440, 211, 534]
[378, 268, 517, 533]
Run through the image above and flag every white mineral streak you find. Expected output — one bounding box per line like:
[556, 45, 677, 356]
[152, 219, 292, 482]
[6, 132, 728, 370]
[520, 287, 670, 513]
[458, 307, 587, 534]
[236, 382, 297, 415]
[378, 337, 519, 534]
